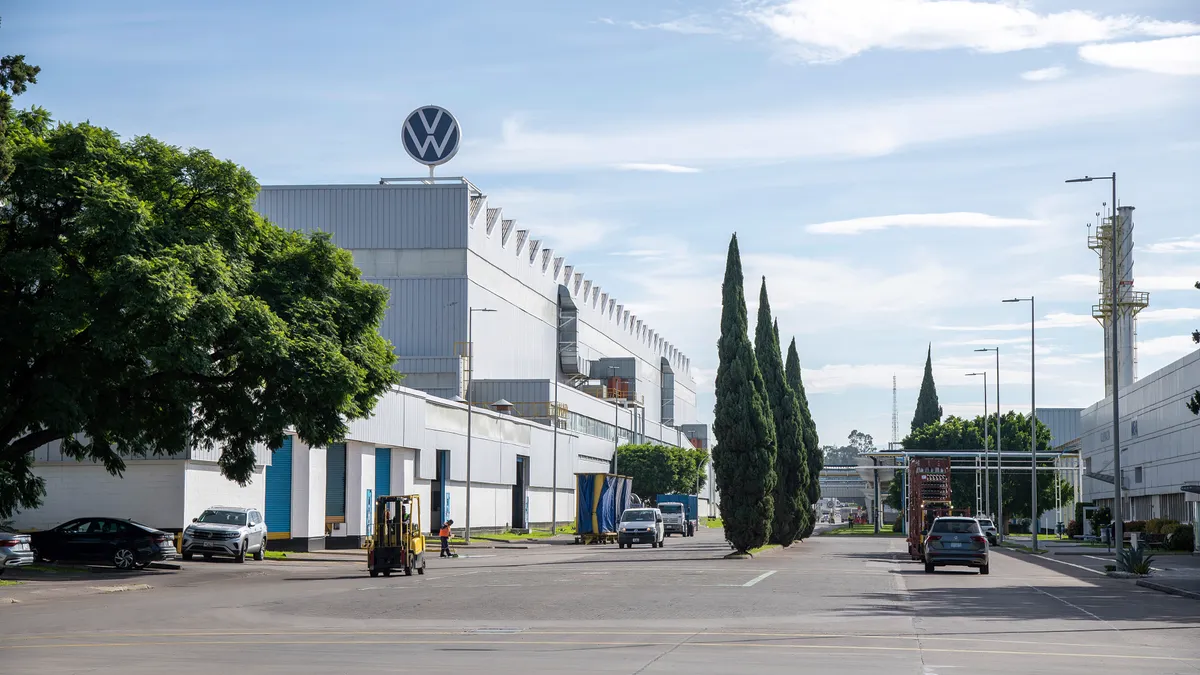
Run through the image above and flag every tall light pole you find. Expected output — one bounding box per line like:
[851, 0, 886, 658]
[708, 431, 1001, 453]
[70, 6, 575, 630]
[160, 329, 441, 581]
[976, 347, 1002, 541]
[464, 306, 496, 543]
[1004, 296, 1037, 551]
[1067, 173, 1123, 557]
[609, 365, 621, 475]
[966, 371, 989, 517]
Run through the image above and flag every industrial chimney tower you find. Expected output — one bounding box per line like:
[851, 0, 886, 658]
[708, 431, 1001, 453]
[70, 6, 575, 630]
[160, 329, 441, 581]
[1088, 204, 1149, 396]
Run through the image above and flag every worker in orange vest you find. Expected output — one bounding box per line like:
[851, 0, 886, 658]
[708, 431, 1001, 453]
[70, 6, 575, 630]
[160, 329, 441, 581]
[439, 520, 454, 558]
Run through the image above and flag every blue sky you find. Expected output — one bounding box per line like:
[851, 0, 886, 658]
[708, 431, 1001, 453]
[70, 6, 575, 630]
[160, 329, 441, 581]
[5, 0, 1199, 449]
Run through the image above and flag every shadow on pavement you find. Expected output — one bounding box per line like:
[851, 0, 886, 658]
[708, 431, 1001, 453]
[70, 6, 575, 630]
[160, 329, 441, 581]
[832, 578, 1200, 625]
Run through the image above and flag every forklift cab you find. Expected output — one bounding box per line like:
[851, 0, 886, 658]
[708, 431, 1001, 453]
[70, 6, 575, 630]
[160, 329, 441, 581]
[367, 495, 427, 578]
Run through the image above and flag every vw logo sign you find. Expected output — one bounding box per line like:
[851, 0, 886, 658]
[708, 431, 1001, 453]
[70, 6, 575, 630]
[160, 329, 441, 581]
[402, 105, 461, 167]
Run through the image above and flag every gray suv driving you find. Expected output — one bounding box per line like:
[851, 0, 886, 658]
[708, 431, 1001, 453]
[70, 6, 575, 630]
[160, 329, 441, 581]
[182, 507, 268, 563]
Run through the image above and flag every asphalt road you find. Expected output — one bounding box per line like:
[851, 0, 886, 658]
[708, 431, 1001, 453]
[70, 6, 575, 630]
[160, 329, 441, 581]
[3, 527, 1199, 674]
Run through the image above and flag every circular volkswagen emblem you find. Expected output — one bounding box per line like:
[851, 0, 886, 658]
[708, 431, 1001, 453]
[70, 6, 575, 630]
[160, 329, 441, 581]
[402, 105, 461, 167]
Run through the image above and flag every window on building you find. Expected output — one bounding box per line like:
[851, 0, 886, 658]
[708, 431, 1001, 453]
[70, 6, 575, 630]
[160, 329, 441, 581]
[1131, 420, 1139, 438]
[1084, 457, 1092, 474]
[1134, 466, 1143, 484]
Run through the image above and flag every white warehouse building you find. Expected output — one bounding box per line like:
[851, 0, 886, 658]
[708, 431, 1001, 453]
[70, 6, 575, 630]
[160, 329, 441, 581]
[1081, 349, 1200, 524]
[15, 176, 709, 551]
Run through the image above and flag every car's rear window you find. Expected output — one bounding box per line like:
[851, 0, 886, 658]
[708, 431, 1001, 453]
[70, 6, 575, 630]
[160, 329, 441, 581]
[658, 504, 684, 514]
[932, 519, 981, 534]
[977, 520, 994, 527]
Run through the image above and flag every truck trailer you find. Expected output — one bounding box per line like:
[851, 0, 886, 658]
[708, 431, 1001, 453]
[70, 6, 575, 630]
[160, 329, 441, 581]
[907, 459, 953, 560]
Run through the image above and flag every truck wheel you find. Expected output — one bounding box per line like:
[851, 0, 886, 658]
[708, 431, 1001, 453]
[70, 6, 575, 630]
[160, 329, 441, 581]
[369, 569, 379, 578]
[924, 562, 934, 573]
[980, 565, 990, 575]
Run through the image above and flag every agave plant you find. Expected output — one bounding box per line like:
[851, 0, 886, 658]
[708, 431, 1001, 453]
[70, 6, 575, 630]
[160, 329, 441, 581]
[1117, 546, 1155, 575]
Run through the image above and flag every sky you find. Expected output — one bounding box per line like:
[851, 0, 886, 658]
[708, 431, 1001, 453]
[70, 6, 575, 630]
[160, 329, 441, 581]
[4, 0, 1199, 450]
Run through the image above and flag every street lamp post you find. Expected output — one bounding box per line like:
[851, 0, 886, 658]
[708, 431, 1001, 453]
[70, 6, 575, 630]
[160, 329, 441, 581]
[966, 371, 989, 517]
[609, 365, 621, 475]
[464, 306, 496, 544]
[1066, 173, 1123, 558]
[976, 347, 1001, 541]
[1004, 297, 1037, 551]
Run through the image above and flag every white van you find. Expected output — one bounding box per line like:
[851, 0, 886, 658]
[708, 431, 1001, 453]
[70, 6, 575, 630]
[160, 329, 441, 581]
[617, 508, 665, 549]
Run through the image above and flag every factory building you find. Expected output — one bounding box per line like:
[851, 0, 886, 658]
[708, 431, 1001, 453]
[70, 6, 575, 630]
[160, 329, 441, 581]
[1077, 205, 1200, 525]
[15, 176, 709, 549]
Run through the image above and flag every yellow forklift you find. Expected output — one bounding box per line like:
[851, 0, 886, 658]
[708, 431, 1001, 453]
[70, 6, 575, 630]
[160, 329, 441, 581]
[366, 494, 427, 577]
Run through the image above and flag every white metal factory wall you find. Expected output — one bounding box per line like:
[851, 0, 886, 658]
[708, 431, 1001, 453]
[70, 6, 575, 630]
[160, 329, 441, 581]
[254, 181, 700, 430]
[272, 385, 620, 548]
[1081, 349, 1200, 521]
[14, 462, 186, 532]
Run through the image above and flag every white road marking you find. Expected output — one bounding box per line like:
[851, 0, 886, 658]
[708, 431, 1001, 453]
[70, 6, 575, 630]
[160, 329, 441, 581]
[1036, 555, 1106, 576]
[743, 570, 777, 587]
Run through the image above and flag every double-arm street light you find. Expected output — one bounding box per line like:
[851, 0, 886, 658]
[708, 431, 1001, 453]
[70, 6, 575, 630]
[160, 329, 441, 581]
[974, 347, 1002, 542]
[966, 371, 989, 518]
[1066, 172, 1124, 556]
[464, 306, 496, 543]
[1003, 296, 1038, 551]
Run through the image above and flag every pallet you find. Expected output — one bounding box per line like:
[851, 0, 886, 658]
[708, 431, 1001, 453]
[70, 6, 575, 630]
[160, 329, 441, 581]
[575, 532, 618, 545]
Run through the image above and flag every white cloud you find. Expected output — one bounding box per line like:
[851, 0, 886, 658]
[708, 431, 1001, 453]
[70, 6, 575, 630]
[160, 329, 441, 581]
[483, 188, 622, 254]
[933, 312, 1096, 331]
[1137, 334, 1198, 358]
[1057, 273, 1097, 287]
[1079, 35, 1200, 76]
[470, 74, 1192, 172]
[1134, 275, 1200, 292]
[629, 17, 719, 35]
[746, 0, 1200, 63]
[806, 211, 1041, 235]
[1144, 234, 1200, 254]
[1021, 66, 1068, 81]
[940, 336, 1033, 347]
[804, 363, 922, 394]
[1139, 307, 1200, 324]
[1059, 273, 1200, 292]
[616, 163, 702, 174]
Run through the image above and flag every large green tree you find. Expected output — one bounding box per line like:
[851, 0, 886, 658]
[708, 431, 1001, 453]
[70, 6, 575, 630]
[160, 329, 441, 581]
[785, 336, 822, 539]
[712, 235, 777, 553]
[911, 344, 942, 432]
[617, 443, 708, 498]
[893, 414, 1073, 529]
[0, 74, 400, 517]
[754, 281, 808, 546]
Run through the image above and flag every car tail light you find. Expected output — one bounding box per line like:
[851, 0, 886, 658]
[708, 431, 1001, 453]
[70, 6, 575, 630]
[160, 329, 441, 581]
[0, 539, 18, 547]
[971, 536, 986, 543]
[926, 535, 941, 541]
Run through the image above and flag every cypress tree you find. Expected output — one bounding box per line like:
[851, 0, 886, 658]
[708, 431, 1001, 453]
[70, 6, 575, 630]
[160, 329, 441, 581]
[754, 282, 808, 547]
[712, 234, 777, 553]
[786, 337, 822, 540]
[911, 344, 943, 432]
[777, 323, 813, 540]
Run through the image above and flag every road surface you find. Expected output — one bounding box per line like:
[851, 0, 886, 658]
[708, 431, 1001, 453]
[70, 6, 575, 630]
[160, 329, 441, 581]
[3, 527, 1198, 674]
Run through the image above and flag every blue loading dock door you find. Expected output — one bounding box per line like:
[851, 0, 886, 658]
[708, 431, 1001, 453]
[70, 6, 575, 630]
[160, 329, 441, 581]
[265, 437, 292, 538]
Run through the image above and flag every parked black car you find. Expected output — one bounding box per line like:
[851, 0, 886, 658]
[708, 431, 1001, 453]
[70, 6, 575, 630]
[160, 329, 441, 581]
[30, 518, 177, 570]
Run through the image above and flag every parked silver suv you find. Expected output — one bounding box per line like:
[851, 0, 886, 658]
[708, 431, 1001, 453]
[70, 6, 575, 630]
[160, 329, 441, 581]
[182, 507, 268, 563]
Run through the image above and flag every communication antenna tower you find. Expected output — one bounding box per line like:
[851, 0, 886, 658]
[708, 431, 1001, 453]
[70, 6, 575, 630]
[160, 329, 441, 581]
[891, 374, 899, 445]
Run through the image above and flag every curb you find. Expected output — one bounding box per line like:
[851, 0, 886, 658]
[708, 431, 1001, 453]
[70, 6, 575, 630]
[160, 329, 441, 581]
[1136, 579, 1200, 600]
